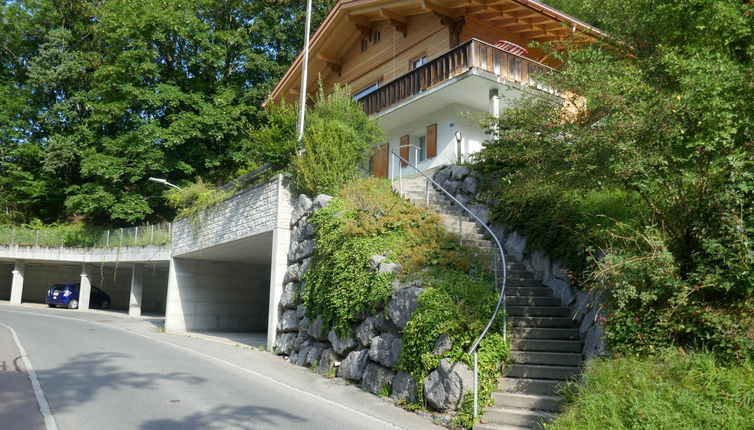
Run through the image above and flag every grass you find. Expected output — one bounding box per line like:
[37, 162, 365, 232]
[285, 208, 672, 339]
[550, 349, 754, 430]
[0, 223, 171, 248]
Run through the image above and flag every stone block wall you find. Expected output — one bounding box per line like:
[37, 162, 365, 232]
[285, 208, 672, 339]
[433, 165, 607, 360]
[173, 177, 281, 256]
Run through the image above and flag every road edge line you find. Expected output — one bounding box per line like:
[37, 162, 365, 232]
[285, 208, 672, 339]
[0, 323, 59, 430]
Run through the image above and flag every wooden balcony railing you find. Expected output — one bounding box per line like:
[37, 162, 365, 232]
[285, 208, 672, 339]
[360, 38, 556, 116]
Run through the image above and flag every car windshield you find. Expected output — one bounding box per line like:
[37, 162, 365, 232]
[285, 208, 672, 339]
[50, 284, 65, 291]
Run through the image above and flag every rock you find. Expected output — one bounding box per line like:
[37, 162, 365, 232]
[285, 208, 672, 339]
[490, 223, 507, 244]
[283, 263, 300, 284]
[291, 194, 313, 227]
[290, 239, 316, 263]
[317, 348, 340, 376]
[583, 322, 607, 360]
[444, 180, 459, 195]
[295, 342, 312, 366]
[289, 351, 298, 364]
[337, 349, 370, 381]
[468, 204, 489, 226]
[432, 334, 453, 356]
[392, 371, 417, 403]
[299, 257, 313, 279]
[356, 316, 379, 347]
[279, 282, 299, 309]
[461, 175, 478, 195]
[307, 342, 329, 365]
[450, 165, 471, 180]
[388, 286, 423, 330]
[544, 278, 575, 307]
[273, 332, 297, 355]
[369, 332, 402, 368]
[580, 299, 602, 337]
[454, 193, 469, 206]
[328, 328, 359, 356]
[552, 260, 569, 281]
[505, 231, 527, 262]
[277, 309, 301, 332]
[369, 255, 386, 272]
[293, 328, 311, 351]
[311, 194, 333, 212]
[423, 358, 474, 411]
[570, 290, 592, 323]
[530, 250, 551, 281]
[292, 220, 316, 244]
[373, 312, 399, 333]
[433, 166, 451, 186]
[361, 363, 396, 395]
[308, 315, 329, 341]
[378, 262, 401, 274]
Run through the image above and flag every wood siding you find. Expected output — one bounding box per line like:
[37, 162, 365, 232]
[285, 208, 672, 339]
[460, 15, 556, 67]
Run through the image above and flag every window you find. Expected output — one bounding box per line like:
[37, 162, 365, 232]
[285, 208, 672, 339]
[410, 55, 428, 70]
[352, 81, 380, 101]
[361, 38, 368, 51]
[417, 136, 427, 162]
[372, 31, 381, 43]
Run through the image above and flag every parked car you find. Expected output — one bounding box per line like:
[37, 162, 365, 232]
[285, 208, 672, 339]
[46, 283, 111, 310]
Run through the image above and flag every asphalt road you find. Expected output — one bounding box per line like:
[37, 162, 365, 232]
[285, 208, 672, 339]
[0, 305, 438, 430]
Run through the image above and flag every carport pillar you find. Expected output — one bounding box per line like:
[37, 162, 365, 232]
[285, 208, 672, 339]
[9, 260, 25, 305]
[267, 176, 292, 351]
[78, 263, 92, 311]
[129, 263, 144, 317]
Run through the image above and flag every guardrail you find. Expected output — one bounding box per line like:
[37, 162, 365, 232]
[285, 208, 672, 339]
[0, 223, 172, 248]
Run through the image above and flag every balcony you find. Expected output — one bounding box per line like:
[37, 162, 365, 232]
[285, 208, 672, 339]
[360, 38, 556, 116]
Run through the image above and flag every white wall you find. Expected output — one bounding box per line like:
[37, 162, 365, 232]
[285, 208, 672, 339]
[384, 103, 490, 178]
[166, 258, 270, 332]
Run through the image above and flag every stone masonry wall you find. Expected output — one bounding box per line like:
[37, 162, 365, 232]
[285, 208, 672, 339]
[173, 177, 281, 256]
[433, 165, 607, 361]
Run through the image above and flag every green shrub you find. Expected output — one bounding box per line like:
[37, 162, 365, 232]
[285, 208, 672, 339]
[551, 349, 754, 430]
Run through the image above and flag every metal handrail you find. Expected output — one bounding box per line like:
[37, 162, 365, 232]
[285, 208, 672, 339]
[390, 150, 507, 420]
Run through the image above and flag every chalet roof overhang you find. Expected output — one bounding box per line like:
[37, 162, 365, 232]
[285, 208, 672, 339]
[266, 0, 604, 106]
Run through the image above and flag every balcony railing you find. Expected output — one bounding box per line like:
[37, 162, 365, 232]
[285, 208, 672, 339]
[360, 38, 556, 116]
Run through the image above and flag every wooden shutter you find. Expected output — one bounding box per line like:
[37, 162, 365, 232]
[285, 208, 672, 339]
[426, 123, 437, 158]
[370, 144, 388, 178]
[400, 135, 409, 166]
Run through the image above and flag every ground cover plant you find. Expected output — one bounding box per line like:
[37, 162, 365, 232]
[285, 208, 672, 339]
[303, 178, 508, 427]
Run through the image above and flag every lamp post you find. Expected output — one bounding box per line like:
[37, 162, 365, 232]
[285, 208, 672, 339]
[455, 130, 463, 162]
[296, 0, 313, 145]
[148, 177, 182, 191]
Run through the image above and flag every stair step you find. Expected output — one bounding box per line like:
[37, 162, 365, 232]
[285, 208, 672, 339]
[510, 339, 583, 353]
[505, 270, 533, 279]
[510, 317, 574, 328]
[511, 327, 580, 340]
[481, 407, 555, 428]
[507, 306, 570, 317]
[505, 279, 543, 288]
[510, 351, 582, 366]
[504, 364, 580, 380]
[506, 287, 552, 297]
[499, 377, 563, 396]
[506, 296, 561, 307]
[493, 392, 563, 412]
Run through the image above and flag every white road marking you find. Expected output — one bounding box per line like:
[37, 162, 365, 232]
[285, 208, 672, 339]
[0, 322, 59, 430]
[0, 308, 408, 429]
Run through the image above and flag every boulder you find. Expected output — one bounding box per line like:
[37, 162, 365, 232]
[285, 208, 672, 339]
[505, 231, 527, 262]
[273, 332, 297, 355]
[378, 262, 401, 274]
[544, 278, 575, 307]
[308, 315, 329, 341]
[317, 348, 340, 376]
[283, 263, 300, 284]
[328, 328, 359, 356]
[337, 349, 370, 381]
[450, 165, 471, 181]
[369, 332, 402, 368]
[392, 371, 417, 403]
[361, 363, 396, 395]
[277, 309, 301, 332]
[279, 282, 300, 309]
[423, 358, 474, 411]
[433, 166, 451, 186]
[468, 204, 489, 226]
[388, 286, 423, 330]
[570, 290, 592, 323]
[356, 315, 379, 347]
[295, 342, 312, 366]
[368, 255, 386, 272]
[293, 327, 311, 351]
[290, 239, 316, 263]
[306, 342, 329, 365]
[530, 250, 551, 281]
[583, 323, 607, 361]
[291, 194, 313, 227]
[461, 175, 478, 195]
[299, 257, 313, 279]
[432, 334, 453, 356]
[311, 194, 333, 212]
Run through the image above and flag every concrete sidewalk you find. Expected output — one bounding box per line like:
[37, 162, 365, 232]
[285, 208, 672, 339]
[0, 324, 45, 430]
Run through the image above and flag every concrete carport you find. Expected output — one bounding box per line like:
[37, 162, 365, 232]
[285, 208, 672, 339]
[0, 245, 171, 316]
[166, 175, 292, 350]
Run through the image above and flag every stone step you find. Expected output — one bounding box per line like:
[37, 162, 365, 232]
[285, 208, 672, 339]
[506, 287, 552, 297]
[506, 296, 562, 307]
[505, 270, 533, 279]
[509, 351, 582, 366]
[510, 317, 575, 328]
[498, 377, 563, 396]
[505, 279, 543, 288]
[504, 364, 580, 381]
[506, 262, 526, 271]
[493, 392, 563, 412]
[481, 407, 555, 428]
[509, 339, 583, 353]
[507, 306, 569, 317]
[511, 327, 580, 340]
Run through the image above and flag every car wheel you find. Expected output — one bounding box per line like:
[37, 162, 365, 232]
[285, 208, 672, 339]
[48, 304, 55, 308]
[68, 299, 79, 310]
[100, 299, 111, 310]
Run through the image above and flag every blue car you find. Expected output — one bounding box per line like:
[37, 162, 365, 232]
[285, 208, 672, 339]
[46, 283, 111, 310]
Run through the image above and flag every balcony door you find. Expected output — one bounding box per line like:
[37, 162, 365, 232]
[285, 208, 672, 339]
[370, 144, 389, 178]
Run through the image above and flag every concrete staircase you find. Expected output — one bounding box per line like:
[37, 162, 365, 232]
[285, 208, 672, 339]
[395, 174, 582, 430]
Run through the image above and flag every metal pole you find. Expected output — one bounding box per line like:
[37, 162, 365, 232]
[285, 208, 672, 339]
[473, 351, 479, 419]
[150, 224, 155, 243]
[106, 230, 110, 247]
[120, 228, 124, 246]
[135, 226, 139, 245]
[425, 178, 429, 207]
[35, 231, 39, 246]
[296, 0, 313, 143]
[458, 207, 463, 245]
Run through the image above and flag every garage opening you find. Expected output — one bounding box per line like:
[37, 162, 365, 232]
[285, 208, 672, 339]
[0, 262, 12, 301]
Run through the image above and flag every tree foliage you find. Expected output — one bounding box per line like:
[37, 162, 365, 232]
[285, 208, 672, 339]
[0, 0, 334, 225]
[477, 0, 753, 358]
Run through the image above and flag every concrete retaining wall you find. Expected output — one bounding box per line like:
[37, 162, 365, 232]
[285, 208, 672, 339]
[166, 259, 270, 332]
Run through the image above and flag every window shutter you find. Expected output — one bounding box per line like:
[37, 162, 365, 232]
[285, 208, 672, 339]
[400, 135, 409, 166]
[426, 123, 437, 158]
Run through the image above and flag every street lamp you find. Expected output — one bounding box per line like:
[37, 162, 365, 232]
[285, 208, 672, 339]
[148, 177, 182, 190]
[455, 130, 463, 161]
